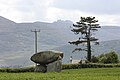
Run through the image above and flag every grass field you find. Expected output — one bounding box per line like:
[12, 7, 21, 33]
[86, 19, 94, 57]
[0, 68, 120, 80]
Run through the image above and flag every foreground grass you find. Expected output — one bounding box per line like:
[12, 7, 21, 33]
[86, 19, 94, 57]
[0, 68, 120, 80]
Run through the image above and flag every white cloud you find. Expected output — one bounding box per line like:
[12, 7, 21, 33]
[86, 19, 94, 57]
[0, 0, 19, 21]
[52, 0, 120, 15]
[46, 7, 93, 22]
[0, 0, 120, 26]
[97, 15, 120, 26]
[46, 7, 120, 26]
[0, 0, 55, 22]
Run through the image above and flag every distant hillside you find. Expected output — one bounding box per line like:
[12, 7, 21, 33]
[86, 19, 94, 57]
[0, 16, 120, 66]
[54, 40, 120, 63]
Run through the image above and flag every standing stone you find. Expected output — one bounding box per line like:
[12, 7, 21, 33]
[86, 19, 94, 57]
[34, 64, 47, 73]
[30, 50, 64, 72]
[47, 60, 62, 72]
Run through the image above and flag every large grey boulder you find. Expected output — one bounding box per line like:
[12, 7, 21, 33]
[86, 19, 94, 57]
[47, 60, 62, 72]
[34, 60, 62, 73]
[30, 50, 64, 72]
[34, 65, 47, 73]
[31, 50, 63, 64]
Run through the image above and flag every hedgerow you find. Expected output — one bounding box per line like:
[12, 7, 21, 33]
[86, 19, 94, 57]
[0, 63, 120, 72]
[0, 67, 34, 73]
[62, 63, 120, 70]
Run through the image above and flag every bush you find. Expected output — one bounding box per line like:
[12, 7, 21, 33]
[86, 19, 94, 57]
[98, 51, 119, 64]
[62, 63, 120, 70]
[91, 55, 99, 63]
[0, 67, 35, 73]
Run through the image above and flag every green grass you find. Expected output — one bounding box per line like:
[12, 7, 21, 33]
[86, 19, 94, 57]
[0, 68, 120, 80]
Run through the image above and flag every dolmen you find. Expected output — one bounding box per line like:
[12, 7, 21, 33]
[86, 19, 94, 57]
[31, 50, 63, 73]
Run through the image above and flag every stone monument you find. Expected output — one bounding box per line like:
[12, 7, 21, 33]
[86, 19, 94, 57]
[31, 50, 63, 72]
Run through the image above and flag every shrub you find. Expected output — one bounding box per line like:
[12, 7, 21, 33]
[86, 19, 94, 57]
[62, 63, 120, 69]
[0, 67, 35, 73]
[91, 55, 99, 63]
[98, 51, 119, 64]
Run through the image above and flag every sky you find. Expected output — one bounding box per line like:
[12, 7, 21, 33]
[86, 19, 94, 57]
[0, 0, 120, 26]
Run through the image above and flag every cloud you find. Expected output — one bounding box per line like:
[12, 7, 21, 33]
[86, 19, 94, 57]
[46, 0, 120, 25]
[52, 0, 120, 15]
[0, 0, 19, 20]
[45, 7, 93, 22]
[97, 15, 120, 26]
[0, 0, 120, 26]
[45, 7, 120, 26]
[0, 0, 55, 22]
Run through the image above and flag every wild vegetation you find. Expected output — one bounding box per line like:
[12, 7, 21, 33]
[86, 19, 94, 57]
[91, 51, 119, 63]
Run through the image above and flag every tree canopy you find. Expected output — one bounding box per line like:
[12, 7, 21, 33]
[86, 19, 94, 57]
[69, 16, 101, 62]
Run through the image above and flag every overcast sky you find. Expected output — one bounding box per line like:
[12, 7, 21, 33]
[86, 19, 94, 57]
[0, 0, 120, 25]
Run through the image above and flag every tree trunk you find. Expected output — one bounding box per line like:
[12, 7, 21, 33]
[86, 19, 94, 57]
[87, 27, 91, 62]
[87, 38, 91, 62]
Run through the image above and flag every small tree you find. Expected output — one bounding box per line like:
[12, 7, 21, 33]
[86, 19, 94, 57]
[69, 16, 101, 62]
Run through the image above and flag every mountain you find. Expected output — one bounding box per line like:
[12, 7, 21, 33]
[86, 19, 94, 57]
[95, 26, 120, 41]
[0, 16, 120, 66]
[54, 40, 120, 63]
[0, 17, 74, 66]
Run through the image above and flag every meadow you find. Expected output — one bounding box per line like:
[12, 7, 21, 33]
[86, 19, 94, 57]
[0, 68, 120, 80]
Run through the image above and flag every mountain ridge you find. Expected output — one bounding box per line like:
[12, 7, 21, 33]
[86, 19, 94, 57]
[54, 39, 120, 63]
[0, 16, 120, 66]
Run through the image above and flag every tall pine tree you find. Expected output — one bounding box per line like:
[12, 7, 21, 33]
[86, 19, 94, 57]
[69, 16, 101, 62]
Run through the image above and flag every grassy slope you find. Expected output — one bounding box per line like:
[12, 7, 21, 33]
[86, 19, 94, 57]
[0, 68, 120, 80]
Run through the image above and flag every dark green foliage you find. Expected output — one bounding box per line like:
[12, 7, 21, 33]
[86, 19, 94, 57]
[91, 55, 99, 63]
[62, 63, 120, 70]
[69, 16, 101, 62]
[0, 67, 35, 73]
[98, 51, 119, 64]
